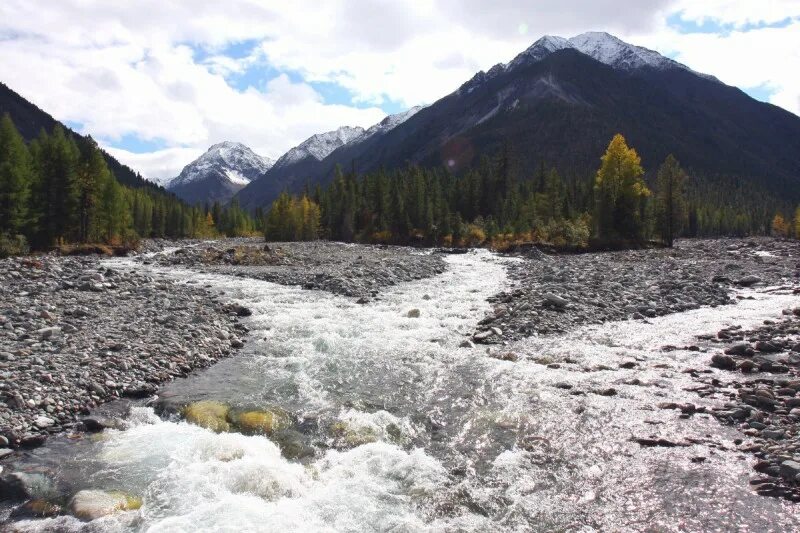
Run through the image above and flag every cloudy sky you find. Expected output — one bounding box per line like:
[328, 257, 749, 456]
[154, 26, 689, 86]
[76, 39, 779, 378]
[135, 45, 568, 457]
[1, 1, 798, 183]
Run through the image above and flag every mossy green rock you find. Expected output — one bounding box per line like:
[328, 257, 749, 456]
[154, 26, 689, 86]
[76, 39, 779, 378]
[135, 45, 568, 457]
[228, 408, 291, 435]
[183, 401, 231, 432]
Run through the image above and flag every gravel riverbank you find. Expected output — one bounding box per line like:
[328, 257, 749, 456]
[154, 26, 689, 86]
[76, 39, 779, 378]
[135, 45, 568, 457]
[0, 254, 249, 455]
[141, 239, 447, 299]
[474, 238, 799, 343]
[0, 240, 448, 458]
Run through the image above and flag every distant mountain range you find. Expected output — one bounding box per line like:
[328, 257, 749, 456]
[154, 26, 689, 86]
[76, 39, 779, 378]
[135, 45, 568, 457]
[234, 107, 424, 210]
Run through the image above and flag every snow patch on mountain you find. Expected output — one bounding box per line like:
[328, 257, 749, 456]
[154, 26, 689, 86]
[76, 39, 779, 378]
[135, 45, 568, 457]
[507, 35, 573, 70]
[224, 169, 251, 186]
[569, 32, 673, 70]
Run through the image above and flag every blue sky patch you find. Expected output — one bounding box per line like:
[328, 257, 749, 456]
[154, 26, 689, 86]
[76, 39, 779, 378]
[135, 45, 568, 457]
[109, 133, 169, 153]
[668, 13, 798, 35]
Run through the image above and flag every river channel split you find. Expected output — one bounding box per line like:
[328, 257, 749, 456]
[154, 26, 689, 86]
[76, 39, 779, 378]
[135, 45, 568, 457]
[5, 249, 800, 532]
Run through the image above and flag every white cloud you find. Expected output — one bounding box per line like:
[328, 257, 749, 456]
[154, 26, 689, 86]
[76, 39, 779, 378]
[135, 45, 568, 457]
[634, 19, 800, 115]
[0, 0, 798, 183]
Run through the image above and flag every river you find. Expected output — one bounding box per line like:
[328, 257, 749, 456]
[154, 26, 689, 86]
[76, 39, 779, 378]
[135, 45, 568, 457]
[6, 250, 800, 532]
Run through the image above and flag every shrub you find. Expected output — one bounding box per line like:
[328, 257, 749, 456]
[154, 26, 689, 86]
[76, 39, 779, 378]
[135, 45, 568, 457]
[463, 224, 486, 247]
[0, 233, 29, 258]
[370, 230, 393, 244]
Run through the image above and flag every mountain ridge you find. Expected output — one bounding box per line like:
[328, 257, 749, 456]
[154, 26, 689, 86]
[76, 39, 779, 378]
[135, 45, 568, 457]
[235, 107, 424, 210]
[234, 31, 800, 209]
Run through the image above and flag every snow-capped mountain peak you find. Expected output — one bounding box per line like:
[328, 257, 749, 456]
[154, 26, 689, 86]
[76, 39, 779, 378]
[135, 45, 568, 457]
[568, 32, 670, 70]
[171, 141, 274, 188]
[504, 31, 714, 80]
[508, 35, 572, 69]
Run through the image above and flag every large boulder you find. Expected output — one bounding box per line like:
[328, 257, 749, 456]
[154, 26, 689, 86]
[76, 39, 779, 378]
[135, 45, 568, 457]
[725, 343, 753, 356]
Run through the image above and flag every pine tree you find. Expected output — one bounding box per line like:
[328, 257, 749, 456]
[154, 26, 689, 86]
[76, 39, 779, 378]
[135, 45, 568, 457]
[96, 173, 131, 243]
[654, 154, 688, 247]
[75, 138, 111, 242]
[0, 113, 32, 236]
[32, 125, 80, 246]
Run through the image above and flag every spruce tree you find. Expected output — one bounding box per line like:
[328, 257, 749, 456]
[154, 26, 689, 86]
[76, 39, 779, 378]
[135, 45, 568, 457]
[654, 154, 687, 247]
[0, 113, 32, 236]
[32, 125, 80, 246]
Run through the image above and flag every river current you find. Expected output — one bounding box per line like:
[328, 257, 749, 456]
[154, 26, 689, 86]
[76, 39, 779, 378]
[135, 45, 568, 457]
[7, 250, 800, 532]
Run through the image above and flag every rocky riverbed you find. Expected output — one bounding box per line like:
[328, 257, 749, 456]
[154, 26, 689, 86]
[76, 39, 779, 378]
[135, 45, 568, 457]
[0, 254, 249, 455]
[1, 238, 800, 529]
[677, 306, 800, 502]
[474, 238, 799, 342]
[140, 239, 447, 299]
[0, 240, 447, 459]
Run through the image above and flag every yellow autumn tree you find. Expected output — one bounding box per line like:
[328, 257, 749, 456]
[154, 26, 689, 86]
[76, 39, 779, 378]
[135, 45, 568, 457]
[299, 195, 321, 240]
[594, 134, 650, 243]
[204, 212, 216, 236]
[264, 193, 321, 241]
[772, 213, 790, 238]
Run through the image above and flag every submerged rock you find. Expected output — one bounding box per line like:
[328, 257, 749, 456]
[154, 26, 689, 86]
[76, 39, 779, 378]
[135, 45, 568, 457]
[10, 499, 63, 519]
[183, 401, 231, 432]
[0, 472, 55, 502]
[228, 408, 292, 436]
[69, 489, 142, 520]
[182, 401, 295, 438]
[330, 421, 378, 447]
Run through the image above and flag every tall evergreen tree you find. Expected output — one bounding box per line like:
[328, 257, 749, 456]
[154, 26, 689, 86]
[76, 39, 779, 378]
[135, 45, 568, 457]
[32, 125, 80, 246]
[0, 113, 32, 236]
[654, 154, 688, 247]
